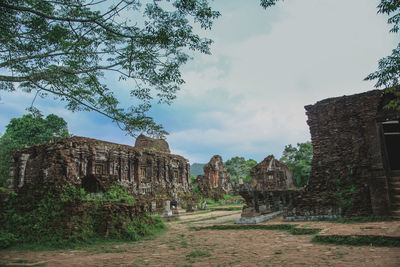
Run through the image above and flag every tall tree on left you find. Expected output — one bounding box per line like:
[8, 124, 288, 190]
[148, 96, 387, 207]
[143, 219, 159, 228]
[0, 0, 220, 137]
[0, 112, 71, 186]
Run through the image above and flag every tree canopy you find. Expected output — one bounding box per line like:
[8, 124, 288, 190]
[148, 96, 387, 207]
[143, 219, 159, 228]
[225, 156, 257, 182]
[280, 141, 313, 187]
[0, 112, 70, 186]
[0, 0, 220, 137]
[364, 0, 400, 108]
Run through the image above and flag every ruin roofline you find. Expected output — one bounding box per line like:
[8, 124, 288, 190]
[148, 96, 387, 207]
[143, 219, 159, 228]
[13, 135, 188, 162]
[304, 89, 384, 111]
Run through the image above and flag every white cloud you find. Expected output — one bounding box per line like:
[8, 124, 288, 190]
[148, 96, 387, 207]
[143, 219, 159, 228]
[166, 0, 400, 162]
[1, 0, 399, 164]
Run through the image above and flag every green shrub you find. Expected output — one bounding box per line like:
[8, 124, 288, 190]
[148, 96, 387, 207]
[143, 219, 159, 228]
[101, 184, 136, 204]
[0, 229, 17, 249]
[222, 194, 234, 200]
[192, 184, 200, 194]
[312, 235, 400, 247]
[0, 184, 163, 249]
[205, 198, 216, 205]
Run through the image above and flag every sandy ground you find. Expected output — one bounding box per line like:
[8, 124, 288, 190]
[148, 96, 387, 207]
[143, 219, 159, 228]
[1, 211, 399, 267]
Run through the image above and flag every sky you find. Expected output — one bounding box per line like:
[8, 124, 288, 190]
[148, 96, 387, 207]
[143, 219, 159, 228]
[0, 0, 399, 164]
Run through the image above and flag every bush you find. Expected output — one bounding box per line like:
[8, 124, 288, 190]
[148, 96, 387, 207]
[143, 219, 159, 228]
[101, 185, 136, 204]
[0, 184, 163, 249]
[0, 230, 17, 249]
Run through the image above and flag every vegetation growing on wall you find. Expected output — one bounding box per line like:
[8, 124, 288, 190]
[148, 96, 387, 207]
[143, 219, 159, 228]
[0, 184, 165, 249]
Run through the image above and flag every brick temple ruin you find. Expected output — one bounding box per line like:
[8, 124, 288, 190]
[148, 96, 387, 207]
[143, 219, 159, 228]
[9, 135, 191, 201]
[195, 155, 233, 199]
[238, 155, 299, 222]
[284, 89, 400, 221]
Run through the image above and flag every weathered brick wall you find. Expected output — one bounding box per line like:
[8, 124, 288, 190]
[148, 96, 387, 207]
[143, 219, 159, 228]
[250, 155, 295, 191]
[239, 155, 298, 218]
[62, 200, 147, 238]
[134, 134, 170, 153]
[9, 136, 191, 198]
[195, 155, 233, 199]
[284, 89, 398, 220]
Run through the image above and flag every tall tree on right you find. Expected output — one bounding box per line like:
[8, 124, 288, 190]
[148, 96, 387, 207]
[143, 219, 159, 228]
[365, 0, 400, 109]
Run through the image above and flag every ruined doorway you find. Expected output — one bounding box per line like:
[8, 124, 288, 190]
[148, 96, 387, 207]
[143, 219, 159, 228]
[82, 176, 103, 193]
[382, 120, 400, 170]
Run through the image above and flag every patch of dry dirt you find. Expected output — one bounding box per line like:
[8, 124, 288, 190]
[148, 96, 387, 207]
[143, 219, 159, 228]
[1, 212, 399, 267]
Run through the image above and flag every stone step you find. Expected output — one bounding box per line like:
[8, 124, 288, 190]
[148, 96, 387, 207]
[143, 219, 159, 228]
[392, 206, 400, 212]
[390, 187, 400, 194]
[391, 201, 400, 207]
[391, 210, 400, 218]
[391, 170, 400, 176]
[390, 180, 400, 185]
[390, 179, 400, 185]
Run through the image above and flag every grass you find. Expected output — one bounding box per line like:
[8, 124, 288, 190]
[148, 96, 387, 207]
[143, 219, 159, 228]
[186, 250, 211, 259]
[324, 216, 393, 224]
[102, 247, 128, 253]
[5, 237, 133, 251]
[289, 228, 322, 235]
[6, 221, 167, 252]
[191, 224, 323, 236]
[312, 235, 400, 247]
[209, 206, 243, 211]
[180, 240, 188, 248]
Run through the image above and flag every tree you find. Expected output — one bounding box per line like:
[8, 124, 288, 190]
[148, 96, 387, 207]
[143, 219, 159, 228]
[0, 0, 220, 137]
[280, 142, 313, 187]
[225, 156, 257, 182]
[364, 0, 400, 109]
[0, 112, 70, 186]
[259, 0, 281, 9]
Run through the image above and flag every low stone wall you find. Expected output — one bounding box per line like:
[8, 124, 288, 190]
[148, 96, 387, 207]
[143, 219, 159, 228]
[239, 185, 302, 218]
[63, 200, 147, 238]
[283, 205, 342, 222]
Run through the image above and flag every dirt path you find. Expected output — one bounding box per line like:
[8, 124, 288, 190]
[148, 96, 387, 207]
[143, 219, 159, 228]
[1, 211, 399, 267]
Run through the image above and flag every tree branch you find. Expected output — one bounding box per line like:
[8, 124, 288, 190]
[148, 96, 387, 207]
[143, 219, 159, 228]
[0, 2, 135, 39]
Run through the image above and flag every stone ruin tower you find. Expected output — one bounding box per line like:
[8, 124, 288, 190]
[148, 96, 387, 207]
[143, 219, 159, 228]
[250, 155, 295, 191]
[285, 89, 400, 221]
[195, 155, 233, 199]
[239, 155, 298, 219]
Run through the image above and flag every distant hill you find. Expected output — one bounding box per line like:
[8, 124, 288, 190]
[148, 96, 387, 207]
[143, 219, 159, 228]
[190, 163, 205, 176]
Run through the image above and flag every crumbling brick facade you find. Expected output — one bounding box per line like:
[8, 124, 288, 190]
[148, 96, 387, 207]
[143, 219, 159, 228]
[195, 155, 233, 199]
[250, 155, 295, 191]
[9, 136, 191, 198]
[284, 89, 400, 221]
[239, 155, 299, 218]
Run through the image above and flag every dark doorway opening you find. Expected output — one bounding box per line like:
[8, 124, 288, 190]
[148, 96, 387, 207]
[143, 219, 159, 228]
[82, 176, 104, 193]
[382, 120, 400, 170]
